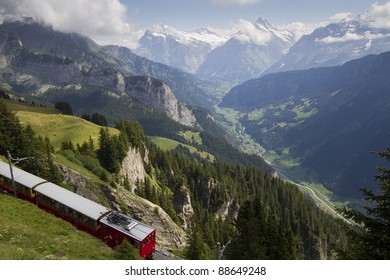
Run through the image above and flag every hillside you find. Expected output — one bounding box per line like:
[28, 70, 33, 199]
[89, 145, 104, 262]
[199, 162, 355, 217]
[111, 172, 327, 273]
[1, 98, 119, 151]
[221, 52, 390, 200]
[1, 96, 348, 259]
[0, 193, 116, 260]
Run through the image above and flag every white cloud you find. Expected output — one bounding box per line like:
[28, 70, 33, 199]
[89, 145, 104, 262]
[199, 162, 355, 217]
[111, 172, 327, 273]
[329, 12, 354, 22]
[316, 32, 364, 44]
[277, 22, 324, 41]
[365, 1, 390, 29]
[0, 0, 140, 49]
[316, 31, 390, 44]
[211, 0, 262, 5]
[232, 19, 272, 45]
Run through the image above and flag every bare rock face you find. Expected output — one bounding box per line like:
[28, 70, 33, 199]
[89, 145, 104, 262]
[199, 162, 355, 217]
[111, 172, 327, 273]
[125, 76, 196, 127]
[216, 198, 239, 221]
[114, 186, 187, 250]
[173, 185, 194, 231]
[119, 146, 147, 192]
[56, 164, 100, 203]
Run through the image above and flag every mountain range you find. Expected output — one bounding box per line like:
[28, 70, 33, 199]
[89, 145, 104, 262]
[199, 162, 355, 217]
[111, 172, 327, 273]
[196, 18, 295, 87]
[0, 19, 216, 127]
[1, 12, 389, 260]
[134, 24, 228, 74]
[133, 16, 390, 89]
[1, 15, 390, 202]
[221, 51, 390, 200]
[135, 18, 296, 88]
[264, 16, 390, 75]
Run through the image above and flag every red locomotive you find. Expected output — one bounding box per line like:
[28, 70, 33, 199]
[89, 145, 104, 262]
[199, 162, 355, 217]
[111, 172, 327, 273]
[0, 160, 156, 259]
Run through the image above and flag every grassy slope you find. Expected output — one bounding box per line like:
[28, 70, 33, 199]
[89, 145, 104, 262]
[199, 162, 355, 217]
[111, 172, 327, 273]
[16, 111, 119, 150]
[0, 194, 115, 260]
[149, 136, 215, 161]
[3, 99, 119, 151]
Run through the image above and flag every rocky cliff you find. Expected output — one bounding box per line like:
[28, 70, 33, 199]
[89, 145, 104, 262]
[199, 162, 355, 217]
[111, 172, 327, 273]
[125, 76, 196, 127]
[119, 145, 147, 192]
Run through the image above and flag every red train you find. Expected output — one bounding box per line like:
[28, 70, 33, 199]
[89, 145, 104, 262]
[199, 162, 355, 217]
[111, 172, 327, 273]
[0, 160, 156, 259]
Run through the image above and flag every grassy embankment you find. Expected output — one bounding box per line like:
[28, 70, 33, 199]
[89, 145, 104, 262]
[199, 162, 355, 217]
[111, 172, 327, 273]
[1, 100, 121, 259]
[0, 194, 116, 260]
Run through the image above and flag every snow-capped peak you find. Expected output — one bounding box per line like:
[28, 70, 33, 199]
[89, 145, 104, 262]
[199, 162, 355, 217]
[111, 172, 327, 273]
[147, 23, 228, 47]
[232, 17, 295, 46]
[255, 17, 273, 30]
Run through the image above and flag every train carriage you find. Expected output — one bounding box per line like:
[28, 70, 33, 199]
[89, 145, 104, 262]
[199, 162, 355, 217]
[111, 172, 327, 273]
[0, 160, 156, 259]
[34, 182, 111, 236]
[100, 211, 156, 259]
[0, 160, 46, 202]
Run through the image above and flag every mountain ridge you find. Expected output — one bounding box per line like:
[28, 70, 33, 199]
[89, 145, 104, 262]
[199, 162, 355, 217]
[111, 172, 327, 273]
[0, 19, 205, 126]
[264, 16, 390, 75]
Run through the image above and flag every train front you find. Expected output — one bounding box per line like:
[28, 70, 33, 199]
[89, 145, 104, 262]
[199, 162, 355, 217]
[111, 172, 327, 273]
[100, 211, 156, 259]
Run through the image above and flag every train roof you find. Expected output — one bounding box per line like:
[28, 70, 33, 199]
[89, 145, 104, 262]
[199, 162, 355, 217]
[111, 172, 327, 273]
[0, 160, 47, 188]
[35, 182, 111, 220]
[100, 211, 155, 242]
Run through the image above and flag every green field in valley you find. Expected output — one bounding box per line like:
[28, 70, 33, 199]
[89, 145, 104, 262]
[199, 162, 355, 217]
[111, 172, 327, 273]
[149, 136, 214, 161]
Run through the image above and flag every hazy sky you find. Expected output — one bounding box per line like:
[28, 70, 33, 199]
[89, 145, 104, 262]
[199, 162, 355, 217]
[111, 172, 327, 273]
[1, 0, 390, 48]
[124, 0, 390, 30]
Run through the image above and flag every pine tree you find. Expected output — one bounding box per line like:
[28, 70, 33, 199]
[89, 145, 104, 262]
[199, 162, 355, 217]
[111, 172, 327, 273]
[337, 148, 390, 259]
[97, 127, 120, 173]
[0, 101, 24, 155]
[227, 197, 297, 259]
[55, 101, 73, 115]
[185, 223, 209, 260]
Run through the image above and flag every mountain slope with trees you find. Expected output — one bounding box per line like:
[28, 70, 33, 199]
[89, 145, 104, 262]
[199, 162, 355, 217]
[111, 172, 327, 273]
[1, 97, 347, 259]
[336, 149, 390, 259]
[221, 51, 390, 200]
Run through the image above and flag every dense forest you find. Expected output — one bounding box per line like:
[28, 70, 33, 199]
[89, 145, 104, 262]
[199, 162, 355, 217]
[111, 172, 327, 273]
[2, 98, 389, 260]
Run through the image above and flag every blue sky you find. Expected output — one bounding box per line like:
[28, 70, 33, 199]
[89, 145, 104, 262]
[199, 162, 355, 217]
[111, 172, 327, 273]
[1, 0, 390, 48]
[123, 0, 389, 30]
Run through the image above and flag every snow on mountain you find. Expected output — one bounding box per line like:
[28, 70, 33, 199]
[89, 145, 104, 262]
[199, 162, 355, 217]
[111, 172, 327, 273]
[264, 15, 390, 75]
[133, 24, 228, 73]
[195, 17, 295, 87]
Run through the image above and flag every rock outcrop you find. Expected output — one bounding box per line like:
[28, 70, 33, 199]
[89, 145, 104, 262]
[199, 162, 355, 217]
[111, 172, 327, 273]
[114, 186, 187, 250]
[119, 146, 147, 192]
[125, 76, 196, 127]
